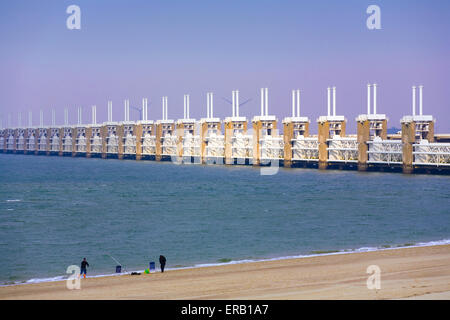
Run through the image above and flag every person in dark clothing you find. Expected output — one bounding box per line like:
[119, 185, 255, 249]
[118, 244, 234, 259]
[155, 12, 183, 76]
[159, 255, 166, 273]
[80, 258, 89, 278]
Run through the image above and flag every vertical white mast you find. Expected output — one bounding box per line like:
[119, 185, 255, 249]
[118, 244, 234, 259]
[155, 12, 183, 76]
[412, 86, 416, 116]
[327, 87, 331, 117]
[419, 85, 423, 116]
[264, 88, 268, 116]
[373, 84, 377, 115]
[236, 90, 240, 117]
[78, 107, 82, 125]
[142, 98, 148, 121]
[291, 90, 295, 117]
[92, 105, 97, 124]
[332, 86, 336, 116]
[28, 111, 32, 127]
[207, 93, 210, 119]
[296, 89, 300, 117]
[108, 101, 113, 122]
[367, 84, 371, 115]
[210, 92, 214, 118]
[260, 88, 264, 116]
[52, 109, 55, 126]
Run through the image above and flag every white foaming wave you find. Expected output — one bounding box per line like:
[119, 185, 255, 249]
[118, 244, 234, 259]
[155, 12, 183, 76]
[6, 199, 22, 202]
[25, 275, 66, 284]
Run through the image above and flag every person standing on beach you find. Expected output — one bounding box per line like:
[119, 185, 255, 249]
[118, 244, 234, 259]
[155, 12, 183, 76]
[159, 255, 166, 273]
[80, 258, 89, 279]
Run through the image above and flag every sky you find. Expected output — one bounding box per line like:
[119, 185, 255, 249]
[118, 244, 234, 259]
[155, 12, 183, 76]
[0, 0, 449, 133]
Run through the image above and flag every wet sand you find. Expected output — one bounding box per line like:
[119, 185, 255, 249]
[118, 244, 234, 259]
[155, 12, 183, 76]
[1, 245, 449, 300]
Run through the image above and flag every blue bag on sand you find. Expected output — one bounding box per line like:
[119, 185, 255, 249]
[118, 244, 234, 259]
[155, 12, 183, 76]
[149, 262, 155, 273]
[116, 265, 122, 273]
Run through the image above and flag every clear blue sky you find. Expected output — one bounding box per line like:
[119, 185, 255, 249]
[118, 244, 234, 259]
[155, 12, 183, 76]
[1, 0, 449, 132]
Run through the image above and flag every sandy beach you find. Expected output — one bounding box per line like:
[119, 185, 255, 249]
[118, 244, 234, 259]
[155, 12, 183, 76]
[1, 244, 449, 300]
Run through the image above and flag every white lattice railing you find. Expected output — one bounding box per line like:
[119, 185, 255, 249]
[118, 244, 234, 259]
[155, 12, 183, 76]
[162, 134, 178, 156]
[90, 136, 102, 153]
[7, 136, 14, 150]
[27, 136, 36, 151]
[63, 136, 73, 152]
[260, 135, 284, 159]
[182, 134, 201, 157]
[367, 138, 402, 164]
[205, 134, 225, 157]
[76, 136, 87, 152]
[38, 136, 47, 151]
[413, 141, 450, 166]
[50, 135, 59, 151]
[328, 137, 358, 162]
[231, 133, 253, 159]
[142, 134, 156, 155]
[123, 134, 137, 154]
[292, 136, 319, 160]
[106, 134, 119, 153]
[17, 136, 25, 150]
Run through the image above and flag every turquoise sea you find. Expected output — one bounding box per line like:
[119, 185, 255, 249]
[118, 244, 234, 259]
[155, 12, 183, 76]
[0, 153, 449, 285]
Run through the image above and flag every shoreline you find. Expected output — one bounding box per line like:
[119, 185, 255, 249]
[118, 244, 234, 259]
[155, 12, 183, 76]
[2, 238, 450, 288]
[1, 244, 449, 299]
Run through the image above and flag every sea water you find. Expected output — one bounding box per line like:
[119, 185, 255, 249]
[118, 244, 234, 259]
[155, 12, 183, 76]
[0, 153, 449, 285]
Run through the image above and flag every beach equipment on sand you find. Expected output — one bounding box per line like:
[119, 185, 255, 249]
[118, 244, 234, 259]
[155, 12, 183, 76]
[144, 268, 150, 274]
[106, 254, 128, 273]
[149, 262, 156, 273]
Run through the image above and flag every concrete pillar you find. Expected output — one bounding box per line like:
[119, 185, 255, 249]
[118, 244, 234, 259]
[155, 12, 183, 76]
[72, 128, 77, 157]
[85, 127, 92, 158]
[117, 124, 124, 160]
[45, 128, 51, 155]
[135, 124, 143, 161]
[201, 122, 208, 164]
[283, 122, 294, 168]
[155, 123, 163, 161]
[423, 121, 435, 142]
[252, 120, 262, 166]
[380, 120, 388, 140]
[317, 121, 329, 170]
[176, 123, 185, 159]
[22, 129, 28, 154]
[58, 128, 64, 156]
[101, 125, 108, 159]
[34, 130, 40, 155]
[0, 130, 5, 152]
[224, 121, 233, 165]
[357, 120, 370, 171]
[402, 120, 415, 174]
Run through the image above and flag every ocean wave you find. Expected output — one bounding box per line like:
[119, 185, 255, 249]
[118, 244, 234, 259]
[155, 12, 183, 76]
[5, 199, 22, 202]
[2, 238, 449, 287]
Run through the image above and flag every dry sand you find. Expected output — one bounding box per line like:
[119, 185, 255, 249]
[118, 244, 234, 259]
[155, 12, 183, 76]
[1, 244, 449, 300]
